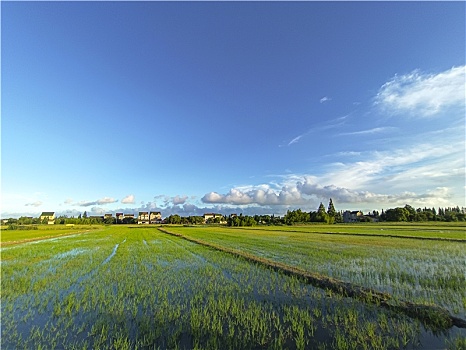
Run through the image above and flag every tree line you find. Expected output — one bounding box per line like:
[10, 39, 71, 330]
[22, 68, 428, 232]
[6, 201, 465, 227]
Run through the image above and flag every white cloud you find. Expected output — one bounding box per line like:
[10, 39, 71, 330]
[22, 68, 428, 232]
[320, 96, 332, 103]
[172, 195, 188, 205]
[338, 127, 397, 136]
[25, 201, 43, 207]
[121, 194, 135, 204]
[202, 134, 464, 211]
[91, 207, 106, 215]
[77, 197, 118, 207]
[375, 65, 465, 117]
[202, 185, 306, 207]
[288, 135, 303, 146]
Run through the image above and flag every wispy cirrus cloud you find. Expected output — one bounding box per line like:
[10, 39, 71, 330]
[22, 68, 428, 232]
[374, 65, 465, 117]
[338, 127, 397, 136]
[25, 201, 43, 207]
[320, 96, 332, 103]
[77, 197, 118, 207]
[121, 194, 135, 204]
[283, 115, 350, 147]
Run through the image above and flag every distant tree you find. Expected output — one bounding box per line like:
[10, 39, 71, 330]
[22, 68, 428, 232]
[167, 214, 181, 224]
[384, 207, 409, 222]
[327, 199, 336, 217]
[334, 211, 343, 223]
[315, 203, 329, 223]
[83, 211, 88, 219]
[104, 216, 115, 225]
[404, 205, 416, 221]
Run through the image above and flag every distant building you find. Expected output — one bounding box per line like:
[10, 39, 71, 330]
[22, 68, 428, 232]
[104, 214, 113, 219]
[138, 212, 150, 224]
[150, 212, 162, 224]
[203, 213, 225, 224]
[343, 211, 363, 223]
[39, 212, 55, 225]
[116, 213, 124, 223]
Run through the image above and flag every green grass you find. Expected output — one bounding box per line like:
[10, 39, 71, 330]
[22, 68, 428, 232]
[2, 225, 464, 349]
[166, 224, 466, 318]
[1, 225, 103, 244]
[239, 222, 466, 240]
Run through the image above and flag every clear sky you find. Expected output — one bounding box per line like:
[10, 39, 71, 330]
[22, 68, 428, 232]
[2, 1, 465, 218]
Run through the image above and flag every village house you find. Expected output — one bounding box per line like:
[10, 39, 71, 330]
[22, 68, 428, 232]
[138, 212, 150, 224]
[116, 213, 124, 222]
[150, 211, 162, 224]
[203, 213, 225, 224]
[39, 212, 55, 225]
[343, 210, 363, 223]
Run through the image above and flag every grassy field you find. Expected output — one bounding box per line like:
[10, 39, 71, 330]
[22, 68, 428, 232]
[237, 222, 466, 240]
[165, 224, 466, 319]
[1, 224, 103, 245]
[1, 224, 465, 349]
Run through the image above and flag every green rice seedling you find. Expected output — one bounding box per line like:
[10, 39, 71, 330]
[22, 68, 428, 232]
[3, 225, 464, 349]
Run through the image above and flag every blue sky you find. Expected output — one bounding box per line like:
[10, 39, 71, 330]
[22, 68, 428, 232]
[2, 1, 465, 218]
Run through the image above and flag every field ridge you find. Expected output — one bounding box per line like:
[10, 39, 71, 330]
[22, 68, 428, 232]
[230, 227, 466, 242]
[158, 227, 466, 331]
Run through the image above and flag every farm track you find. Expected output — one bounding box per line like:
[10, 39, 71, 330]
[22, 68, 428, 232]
[230, 227, 466, 242]
[158, 227, 466, 331]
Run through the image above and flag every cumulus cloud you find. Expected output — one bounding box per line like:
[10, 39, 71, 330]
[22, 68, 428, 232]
[91, 207, 106, 215]
[25, 201, 43, 207]
[77, 197, 118, 207]
[374, 65, 465, 117]
[201, 177, 456, 211]
[172, 195, 188, 205]
[201, 134, 463, 211]
[202, 185, 306, 207]
[154, 194, 190, 207]
[121, 194, 135, 204]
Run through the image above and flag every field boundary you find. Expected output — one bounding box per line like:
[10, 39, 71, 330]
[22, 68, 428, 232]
[231, 227, 466, 242]
[158, 227, 466, 331]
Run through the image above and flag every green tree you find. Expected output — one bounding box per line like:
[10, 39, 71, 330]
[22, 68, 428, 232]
[327, 199, 336, 224]
[167, 214, 181, 224]
[316, 203, 329, 223]
[104, 216, 115, 225]
[384, 207, 409, 222]
[327, 198, 336, 217]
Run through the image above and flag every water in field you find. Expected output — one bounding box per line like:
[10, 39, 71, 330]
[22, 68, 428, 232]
[1, 226, 465, 349]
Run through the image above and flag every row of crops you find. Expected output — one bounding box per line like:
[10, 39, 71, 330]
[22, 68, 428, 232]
[1, 225, 465, 349]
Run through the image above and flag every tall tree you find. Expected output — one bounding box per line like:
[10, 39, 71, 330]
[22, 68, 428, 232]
[316, 203, 328, 223]
[327, 199, 336, 218]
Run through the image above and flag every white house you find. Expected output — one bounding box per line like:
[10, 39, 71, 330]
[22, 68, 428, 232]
[343, 211, 363, 223]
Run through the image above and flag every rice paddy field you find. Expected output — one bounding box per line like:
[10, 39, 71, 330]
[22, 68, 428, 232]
[1, 224, 465, 349]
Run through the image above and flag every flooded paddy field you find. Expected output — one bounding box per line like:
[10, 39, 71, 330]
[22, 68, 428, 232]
[1, 225, 465, 349]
